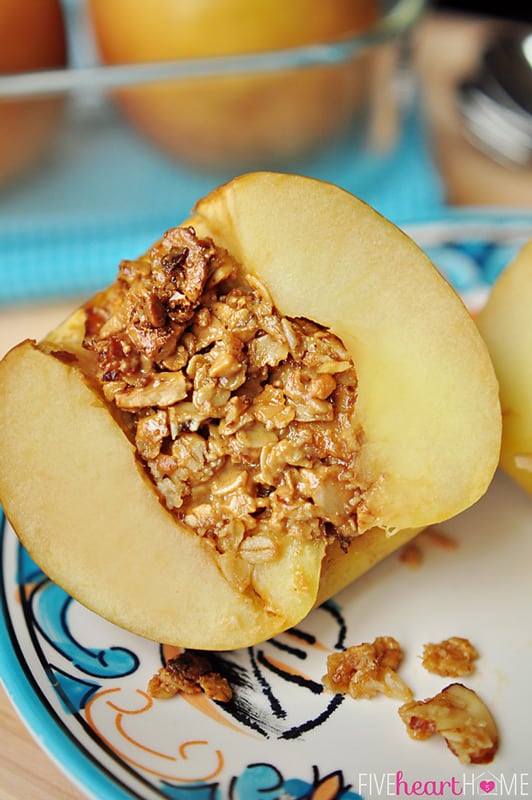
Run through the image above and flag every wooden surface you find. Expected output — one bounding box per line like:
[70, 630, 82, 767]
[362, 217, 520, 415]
[1, 11, 531, 800]
[0, 702, 84, 800]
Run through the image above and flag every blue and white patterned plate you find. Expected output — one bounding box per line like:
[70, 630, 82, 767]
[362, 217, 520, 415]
[404, 211, 532, 313]
[1, 213, 532, 800]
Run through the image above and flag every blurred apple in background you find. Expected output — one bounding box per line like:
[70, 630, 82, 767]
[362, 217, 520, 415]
[0, 0, 67, 184]
[88, 0, 380, 170]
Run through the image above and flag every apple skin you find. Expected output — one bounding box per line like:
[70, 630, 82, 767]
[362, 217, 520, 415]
[0, 173, 501, 649]
[88, 0, 380, 169]
[477, 239, 532, 494]
[0, 0, 67, 184]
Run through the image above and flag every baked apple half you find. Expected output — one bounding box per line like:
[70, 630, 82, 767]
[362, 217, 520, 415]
[477, 239, 532, 494]
[0, 173, 501, 649]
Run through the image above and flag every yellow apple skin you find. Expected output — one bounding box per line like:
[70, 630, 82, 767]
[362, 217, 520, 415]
[88, 0, 379, 169]
[477, 239, 532, 494]
[0, 173, 501, 650]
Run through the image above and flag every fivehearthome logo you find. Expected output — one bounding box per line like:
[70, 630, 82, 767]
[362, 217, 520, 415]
[356, 770, 530, 797]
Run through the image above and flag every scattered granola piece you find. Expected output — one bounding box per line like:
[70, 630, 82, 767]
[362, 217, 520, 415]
[398, 683, 499, 764]
[399, 528, 457, 570]
[399, 542, 423, 569]
[422, 636, 478, 677]
[420, 528, 458, 550]
[148, 651, 233, 702]
[323, 636, 412, 701]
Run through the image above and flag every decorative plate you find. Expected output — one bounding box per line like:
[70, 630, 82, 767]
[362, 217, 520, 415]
[1, 213, 532, 800]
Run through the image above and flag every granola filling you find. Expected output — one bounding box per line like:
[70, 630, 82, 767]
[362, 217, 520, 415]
[83, 226, 364, 590]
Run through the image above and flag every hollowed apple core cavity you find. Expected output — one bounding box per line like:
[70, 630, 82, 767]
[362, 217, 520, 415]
[82, 225, 364, 592]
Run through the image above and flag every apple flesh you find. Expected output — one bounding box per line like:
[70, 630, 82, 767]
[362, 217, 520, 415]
[477, 239, 532, 494]
[0, 173, 501, 649]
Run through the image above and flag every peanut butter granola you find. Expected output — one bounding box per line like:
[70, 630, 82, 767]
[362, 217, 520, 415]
[148, 651, 232, 702]
[82, 226, 364, 592]
[422, 636, 478, 677]
[323, 636, 413, 701]
[399, 683, 499, 764]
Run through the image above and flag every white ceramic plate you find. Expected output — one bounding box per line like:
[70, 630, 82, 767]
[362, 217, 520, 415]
[1, 214, 532, 800]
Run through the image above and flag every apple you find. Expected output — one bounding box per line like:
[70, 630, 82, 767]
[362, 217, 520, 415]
[0, 0, 67, 184]
[87, 0, 380, 168]
[0, 173, 501, 650]
[477, 239, 532, 494]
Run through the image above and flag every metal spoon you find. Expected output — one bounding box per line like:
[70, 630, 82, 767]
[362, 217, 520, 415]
[457, 23, 532, 166]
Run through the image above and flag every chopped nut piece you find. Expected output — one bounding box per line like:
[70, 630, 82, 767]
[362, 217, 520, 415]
[148, 651, 233, 702]
[115, 372, 188, 410]
[135, 410, 169, 460]
[398, 683, 499, 764]
[422, 637, 478, 677]
[323, 636, 412, 701]
[248, 332, 289, 369]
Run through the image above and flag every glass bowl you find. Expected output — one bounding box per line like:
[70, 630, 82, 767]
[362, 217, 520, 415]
[0, 0, 431, 306]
